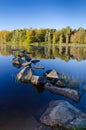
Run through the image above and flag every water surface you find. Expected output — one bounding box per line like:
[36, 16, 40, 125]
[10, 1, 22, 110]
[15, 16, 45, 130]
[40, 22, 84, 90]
[0, 44, 86, 130]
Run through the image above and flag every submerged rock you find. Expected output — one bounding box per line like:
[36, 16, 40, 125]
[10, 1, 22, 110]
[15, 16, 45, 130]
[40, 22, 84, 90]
[45, 70, 59, 79]
[44, 83, 80, 102]
[55, 80, 65, 88]
[31, 75, 46, 86]
[40, 100, 86, 129]
[17, 66, 33, 82]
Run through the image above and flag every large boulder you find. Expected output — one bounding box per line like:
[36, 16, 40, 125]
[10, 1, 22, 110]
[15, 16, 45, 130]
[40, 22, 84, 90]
[45, 70, 59, 79]
[40, 100, 86, 129]
[31, 75, 47, 86]
[44, 83, 80, 102]
[17, 67, 33, 82]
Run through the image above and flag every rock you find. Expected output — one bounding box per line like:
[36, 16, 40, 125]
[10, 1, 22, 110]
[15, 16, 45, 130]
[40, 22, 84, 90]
[45, 70, 59, 79]
[55, 80, 65, 88]
[12, 57, 26, 66]
[17, 67, 33, 82]
[22, 61, 31, 67]
[31, 59, 40, 64]
[44, 83, 80, 102]
[40, 100, 86, 129]
[34, 65, 44, 69]
[51, 78, 58, 84]
[31, 75, 47, 86]
[25, 56, 31, 62]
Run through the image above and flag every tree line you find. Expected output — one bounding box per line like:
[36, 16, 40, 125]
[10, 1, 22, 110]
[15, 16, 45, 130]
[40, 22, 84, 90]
[0, 27, 86, 44]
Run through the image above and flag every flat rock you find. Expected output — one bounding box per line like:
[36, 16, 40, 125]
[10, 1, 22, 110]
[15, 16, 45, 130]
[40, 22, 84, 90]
[40, 100, 86, 129]
[34, 65, 44, 69]
[31, 75, 46, 86]
[44, 83, 80, 102]
[17, 66, 33, 82]
[45, 70, 59, 79]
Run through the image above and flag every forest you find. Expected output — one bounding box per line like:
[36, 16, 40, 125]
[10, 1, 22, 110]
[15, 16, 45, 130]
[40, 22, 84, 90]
[0, 26, 86, 44]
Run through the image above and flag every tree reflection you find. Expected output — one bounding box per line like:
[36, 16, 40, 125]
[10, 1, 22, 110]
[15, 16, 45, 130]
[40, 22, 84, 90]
[0, 43, 86, 61]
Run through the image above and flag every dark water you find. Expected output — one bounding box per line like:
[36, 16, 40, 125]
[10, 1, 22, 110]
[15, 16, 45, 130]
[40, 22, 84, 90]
[0, 44, 86, 130]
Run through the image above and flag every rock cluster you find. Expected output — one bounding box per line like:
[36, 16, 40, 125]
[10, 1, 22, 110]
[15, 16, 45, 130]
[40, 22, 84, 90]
[12, 49, 86, 129]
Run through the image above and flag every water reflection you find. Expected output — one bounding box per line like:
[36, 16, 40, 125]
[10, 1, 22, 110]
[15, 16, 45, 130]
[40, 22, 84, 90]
[1, 43, 86, 130]
[0, 44, 86, 61]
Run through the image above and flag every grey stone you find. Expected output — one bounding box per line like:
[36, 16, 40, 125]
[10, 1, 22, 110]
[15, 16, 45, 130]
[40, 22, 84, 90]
[31, 75, 46, 85]
[17, 66, 33, 82]
[40, 100, 86, 129]
[44, 83, 80, 102]
[45, 70, 59, 79]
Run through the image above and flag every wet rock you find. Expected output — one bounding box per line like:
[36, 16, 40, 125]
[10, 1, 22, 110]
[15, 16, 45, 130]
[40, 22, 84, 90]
[31, 59, 40, 64]
[25, 56, 31, 62]
[55, 80, 65, 88]
[44, 83, 80, 102]
[12, 57, 26, 66]
[22, 61, 31, 67]
[51, 78, 58, 84]
[34, 65, 44, 69]
[17, 66, 33, 82]
[40, 100, 86, 129]
[45, 70, 59, 79]
[31, 75, 47, 86]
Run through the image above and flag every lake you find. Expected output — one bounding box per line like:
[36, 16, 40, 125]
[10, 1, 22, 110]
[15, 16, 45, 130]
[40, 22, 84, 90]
[0, 43, 86, 130]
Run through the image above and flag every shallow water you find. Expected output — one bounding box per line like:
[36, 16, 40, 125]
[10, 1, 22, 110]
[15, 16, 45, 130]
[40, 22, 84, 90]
[0, 44, 86, 130]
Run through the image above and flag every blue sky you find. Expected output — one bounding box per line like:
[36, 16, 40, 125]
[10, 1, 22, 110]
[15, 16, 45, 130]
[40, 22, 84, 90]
[0, 0, 86, 30]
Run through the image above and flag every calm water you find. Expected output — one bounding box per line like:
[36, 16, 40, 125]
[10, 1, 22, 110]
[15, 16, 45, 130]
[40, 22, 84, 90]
[0, 44, 86, 130]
